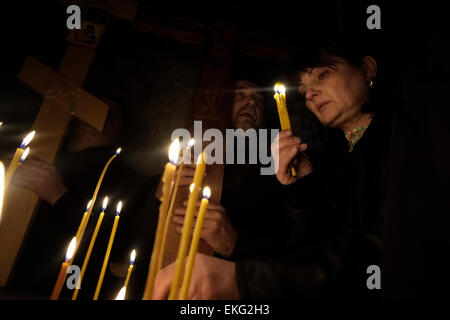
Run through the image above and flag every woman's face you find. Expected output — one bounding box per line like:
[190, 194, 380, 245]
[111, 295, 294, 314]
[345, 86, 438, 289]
[298, 57, 375, 129]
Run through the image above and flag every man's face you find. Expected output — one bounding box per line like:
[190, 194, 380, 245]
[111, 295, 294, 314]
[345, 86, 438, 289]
[232, 80, 264, 130]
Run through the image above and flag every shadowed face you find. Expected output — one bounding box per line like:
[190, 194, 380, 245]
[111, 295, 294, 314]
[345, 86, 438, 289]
[232, 80, 264, 130]
[298, 57, 376, 129]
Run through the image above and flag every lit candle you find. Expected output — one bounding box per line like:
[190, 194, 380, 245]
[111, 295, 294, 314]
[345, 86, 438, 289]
[0, 162, 4, 222]
[169, 152, 206, 300]
[157, 138, 195, 272]
[179, 186, 211, 300]
[73, 200, 93, 252]
[274, 83, 297, 177]
[93, 201, 122, 300]
[4, 131, 35, 189]
[72, 197, 108, 300]
[124, 249, 136, 289]
[142, 139, 180, 299]
[50, 237, 76, 300]
[115, 286, 126, 300]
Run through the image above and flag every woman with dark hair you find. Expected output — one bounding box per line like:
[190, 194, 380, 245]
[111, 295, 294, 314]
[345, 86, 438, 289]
[153, 35, 392, 300]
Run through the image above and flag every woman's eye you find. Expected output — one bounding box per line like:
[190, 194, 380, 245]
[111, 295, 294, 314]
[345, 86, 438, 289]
[318, 71, 328, 80]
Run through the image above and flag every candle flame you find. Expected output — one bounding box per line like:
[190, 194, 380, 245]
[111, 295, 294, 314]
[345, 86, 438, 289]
[188, 139, 195, 148]
[20, 130, 35, 148]
[274, 83, 280, 93]
[102, 197, 109, 211]
[115, 286, 126, 300]
[116, 201, 123, 215]
[65, 237, 77, 261]
[168, 139, 180, 164]
[0, 162, 4, 223]
[86, 200, 93, 211]
[189, 183, 195, 193]
[0, 122, 3, 127]
[274, 82, 286, 95]
[19, 147, 30, 163]
[203, 186, 211, 199]
[130, 249, 136, 264]
[116, 148, 122, 155]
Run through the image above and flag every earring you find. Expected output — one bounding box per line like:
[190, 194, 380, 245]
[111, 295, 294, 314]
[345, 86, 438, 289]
[368, 79, 374, 88]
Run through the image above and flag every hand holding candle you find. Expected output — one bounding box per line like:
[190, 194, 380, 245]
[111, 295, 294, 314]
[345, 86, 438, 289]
[93, 201, 122, 300]
[157, 138, 195, 271]
[179, 186, 211, 300]
[50, 237, 76, 300]
[143, 139, 180, 299]
[169, 152, 206, 300]
[274, 83, 297, 177]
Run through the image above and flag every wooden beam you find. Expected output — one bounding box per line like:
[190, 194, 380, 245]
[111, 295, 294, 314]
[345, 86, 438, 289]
[18, 56, 109, 132]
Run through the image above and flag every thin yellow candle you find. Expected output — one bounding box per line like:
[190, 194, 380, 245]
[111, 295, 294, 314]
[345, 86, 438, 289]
[115, 286, 126, 300]
[179, 186, 211, 300]
[274, 83, 297, 177]
[50, 237, 76, 300]
[124, 249, 136, 288]
[4, 131, 35, 189]
[157, 138, 195, 272]
[0, 162, 5, 223]
[73, 200, 93, 251]
[168, 152, 206, 300]
[72, 197, 108, 300]
[93, 201, 122, 300]
[69, 148, 121, 265]
[142, 139, 180, 299]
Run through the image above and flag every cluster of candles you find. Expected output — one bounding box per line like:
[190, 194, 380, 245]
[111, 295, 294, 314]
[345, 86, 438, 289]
[0, 81, 293, 300]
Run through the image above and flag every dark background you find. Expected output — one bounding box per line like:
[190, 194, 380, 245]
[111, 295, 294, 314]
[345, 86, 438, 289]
[1, 0, 449, 298]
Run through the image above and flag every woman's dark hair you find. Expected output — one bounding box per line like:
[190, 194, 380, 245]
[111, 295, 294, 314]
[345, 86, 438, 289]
[290, 33, 384, 114]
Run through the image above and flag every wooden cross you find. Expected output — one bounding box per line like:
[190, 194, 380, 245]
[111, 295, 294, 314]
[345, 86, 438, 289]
[0, 1, 138, 287]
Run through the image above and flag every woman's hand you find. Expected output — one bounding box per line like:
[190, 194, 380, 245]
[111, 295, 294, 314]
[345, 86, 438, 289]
[271, 130, 313, 185]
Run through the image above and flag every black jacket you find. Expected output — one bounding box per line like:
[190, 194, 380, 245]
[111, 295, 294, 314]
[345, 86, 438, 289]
[235, 113, 391, 299]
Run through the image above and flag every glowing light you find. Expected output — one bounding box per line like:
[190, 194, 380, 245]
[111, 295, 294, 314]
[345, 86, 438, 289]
[20, 130, 35, 148]
[116, 201, 123, 216]
[65, 237, 77, 261]
[189, 183, 195, 193]
[19, 147, 30, 163]
[115, 148, 122, 155]
[102, 197, 109, 211]
[168, 139, 180, 165]
[86, 200, 93, 211]
[202, 186, 211, 199]
[130, 249, 136, 265]
[115, 286, 126, 300]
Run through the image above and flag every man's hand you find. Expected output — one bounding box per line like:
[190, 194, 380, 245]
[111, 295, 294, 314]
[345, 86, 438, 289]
[271, 130, 313, 185]
[173, 201, 237, 257]
[9, 156, 68, 205]
[153, 253, 240, 300]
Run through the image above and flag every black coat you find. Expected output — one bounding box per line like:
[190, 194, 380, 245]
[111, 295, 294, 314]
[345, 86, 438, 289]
[235, 113, 392, 299]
